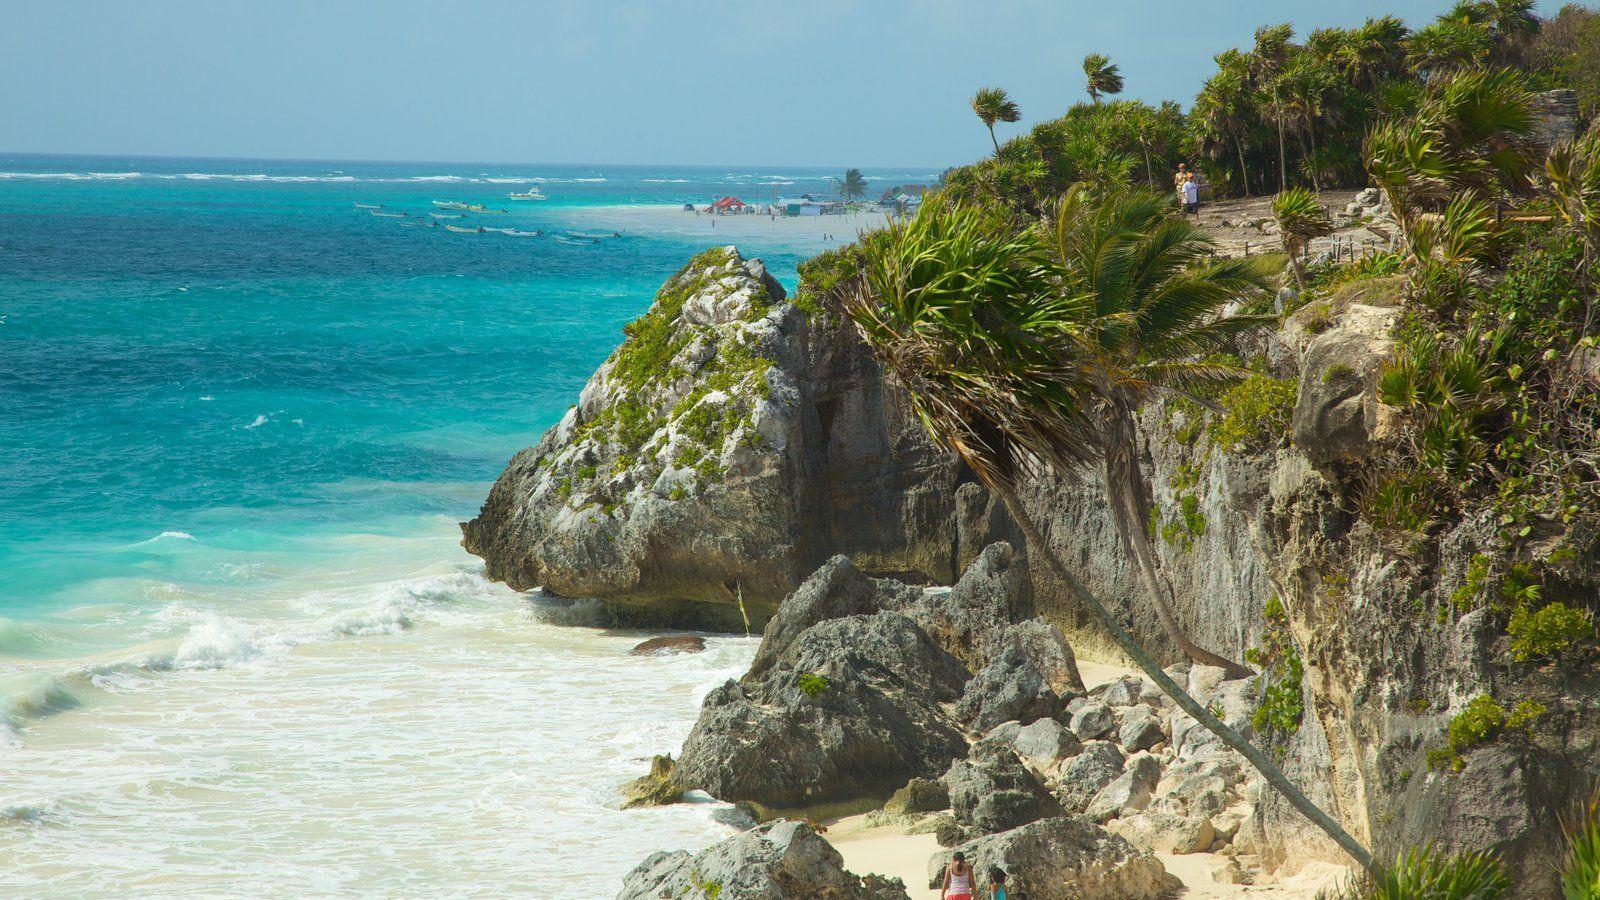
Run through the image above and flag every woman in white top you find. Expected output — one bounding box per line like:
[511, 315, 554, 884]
[941, 851, 974, 900]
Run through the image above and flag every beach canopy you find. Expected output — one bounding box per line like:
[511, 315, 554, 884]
[710, 196, 746, 210]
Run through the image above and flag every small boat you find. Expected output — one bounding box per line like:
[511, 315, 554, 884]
[354, 203, 383, 209]
[553, 236, 592, 245]
[487, 227, 541, 237]
[432, 200, 471, 210]
[445, 224, 484, 234]
[428, 212, 463, 219]
[461, 204, 508, 214]
[566, 230, 616, 240]
[508, 187, 546, 201]
[372, 211, 406, 218]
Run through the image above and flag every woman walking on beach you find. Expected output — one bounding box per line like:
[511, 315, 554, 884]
[940, 851, 974, 900]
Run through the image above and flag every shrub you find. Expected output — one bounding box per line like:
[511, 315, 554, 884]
[1248, 596, 1305, 748]
[1508, 601, 1593, 662]
[1364, 472, 1438, 536]
[1450, 554, 1492, 610]
[1430, 695, 1509, 771]
[797, 672, 832, 698]
[1210, 374, 1297, 452]
[1563, 792, 1600, 900]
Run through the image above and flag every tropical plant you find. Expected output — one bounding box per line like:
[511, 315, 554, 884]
[1546, 130, 1600, 278]
[1083, 53, 1124, 104]
[1191, 52, 1258, 196]
[971, 86, 1022, 156]
[844, 193, 1374, 873]
[833, 168, 869, 204]
[1252, 23, 1297, 191]
[1408, 18, 1495, 76]
[1273, 188, 1335, 288]
[1564, 791, 1600, 900]
[1323, 844, 1509, 899]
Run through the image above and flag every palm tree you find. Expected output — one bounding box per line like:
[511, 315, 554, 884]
[1251, 24, 1297, 191]
[1192, 52, 1257, 196]
[971, 87, 1022, 157]
[1273, 188, 1335, 289]
[834, 168, 869, 205]
[1083, 53, 1124, 104]
[843, 194, 1376, 874]
[1407, 19, 1494, 76]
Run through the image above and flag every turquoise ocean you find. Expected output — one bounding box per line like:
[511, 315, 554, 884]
[0, 155, 936, 895]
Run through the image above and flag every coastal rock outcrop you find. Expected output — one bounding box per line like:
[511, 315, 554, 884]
[927, 818, 1181, 900]
[463, 246, 958, 629]
[619, 820, 909, 900]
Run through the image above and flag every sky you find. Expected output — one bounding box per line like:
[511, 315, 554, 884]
[1, 0, 1478, 168]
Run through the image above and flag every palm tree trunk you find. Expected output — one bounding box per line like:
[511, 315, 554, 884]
[1102, 406, 1251, 677]
[989, 126, 1001, 157]
[989, 478, 1376, 875]
[1142, 147, 1153, 188]
[1276, 115, 1288, 192]
[1234, 135, 1251, 198]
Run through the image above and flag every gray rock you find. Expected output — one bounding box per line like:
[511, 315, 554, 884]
[883, 777, 950, 817]
[1085, 753, 1162, 823]
[1068, 702, 1115, 741]
[1002, 618, 1084, 695]
[943, 742, 1061, 834]
[955, 642, 1061, 733]
[905, 542, 1024, 672]
[1118, 706, 1166, 753]
[673, 611, 967, 815]
[1097, 675, 1150, 708]
[620, 754, 683, 809]
[618, 819, 909, 899]
[1010, 718, 1083, 767]
[928, 818, 1181, 900]
[1111, 810, 1215, 854]
[1291, 294, 1400, 465]
[1055, 741, 1125, 814]
[746, 556, 915, 679]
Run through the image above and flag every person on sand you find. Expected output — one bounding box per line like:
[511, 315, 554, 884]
[1181, 173, 1200, 216]
[986, 867, 1008, 900]
[941, 851, 974, 900]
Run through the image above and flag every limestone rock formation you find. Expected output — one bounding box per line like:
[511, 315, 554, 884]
[928, 818, 1181, 900]
[619, 820, 909, 900]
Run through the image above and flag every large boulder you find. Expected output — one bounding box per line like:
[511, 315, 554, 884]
[943, 742, 1061, 835]
[464, 247, 958, 629]
[1290, 285, 1401, 465]
[673, 610, 968, 816]
[928, 817, 1181, 900]
[619, 820, 909, 900]
[955, 642, 1062, 733]
[1056, 741, 1126, 815]
[904, 541, 1027, 671]
[746, 556, 918, 679]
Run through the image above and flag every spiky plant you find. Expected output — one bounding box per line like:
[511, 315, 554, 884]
[1273, 188, 1334, 288]
[1408, 18, 1495, 76]
[842, 193, 1376, 874]
[1546, 130, 1600, 276]
[1563, 791, 1600, 900]
[1082, 53, 1124, 104]
[971, 87, 1022, 157]
[1323, 844, 1509, 899]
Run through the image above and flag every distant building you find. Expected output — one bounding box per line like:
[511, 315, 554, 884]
[708, 196, 748, 214]
[776, 198, 839, 217]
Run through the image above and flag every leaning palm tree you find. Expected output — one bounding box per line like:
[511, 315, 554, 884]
[1049, 188, 1270, 679]
[834, 168, 869, 205]
[1082, 53, 1124, 104]
[842, 194, 1375, 873]
[971, 87, 1022, 157]
[1273, 188, 1335, 289]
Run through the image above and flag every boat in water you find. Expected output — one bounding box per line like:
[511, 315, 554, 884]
[507, 187, 546, 201]
[428, 212, 464, 219]
[432, 200, 471, 210]
[372, 211, 406, 218]
[463, 204, 507, 214]
[354, 203, 383, 209]
[445, 224, 484, 234]
[486, 227, 541, 237]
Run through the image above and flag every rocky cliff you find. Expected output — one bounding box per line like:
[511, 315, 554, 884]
[466, 248, 1598, 894]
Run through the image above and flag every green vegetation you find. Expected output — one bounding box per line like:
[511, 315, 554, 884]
[1323, 844, 1509, 900]
[1563, 791, 1600, 900]
[796, 672, 832, 698]
[1428, 694, 1543, 771]
[1274, 188, 1335, 289]
[609, 247, 736, 392]
[833, 168, 868, 204]
[1451, 554, 1493, 608]
[1249, 596, 1307, 749]
[1209, 374, 1297, 452]
[1082, 53, 1124, 103]
[970, 86, 1022, 156]
[1508, 600, 1593, 661]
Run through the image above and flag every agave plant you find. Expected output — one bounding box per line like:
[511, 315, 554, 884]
[1273, 188, 1335, 289]
[1563, 791, 1600, 900]
[843, 193, 1376, 874]
[1546, 130, 1600, 273]
[1337, 844, 1510, 899]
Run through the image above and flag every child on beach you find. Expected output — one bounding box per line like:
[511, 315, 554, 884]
[987, 867, 1008, 900]
[941, 852, 974, 900]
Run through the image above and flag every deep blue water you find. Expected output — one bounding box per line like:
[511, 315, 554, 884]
[0, 155, 936, 622]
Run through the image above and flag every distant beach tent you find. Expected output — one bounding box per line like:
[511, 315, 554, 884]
[777, 197, 837, 217]
[708, 196, 748, 213]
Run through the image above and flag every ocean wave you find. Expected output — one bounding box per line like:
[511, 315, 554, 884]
[135, 530, 196, 546]
[0, 673, 82, 736]
[244, 414, 269, 429]
[642, 179, 691, 184]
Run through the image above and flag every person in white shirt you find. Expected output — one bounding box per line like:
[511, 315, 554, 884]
[1181, 174, 1200, 215]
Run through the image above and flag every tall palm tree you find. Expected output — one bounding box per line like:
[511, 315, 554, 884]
[1251, 24, 1297, 191]
[1192, 52, 1257, 196]
[834, 168, 869, 204]
[842, 194, 1375, 874]
[1407, 18, 1494, 76]
[1082, 53, 1124, 104]
[1273, 188, 1335, 289]
[971, 87, 1022, 157]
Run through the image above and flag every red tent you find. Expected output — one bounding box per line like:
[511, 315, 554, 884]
[709, 196, 746, 211]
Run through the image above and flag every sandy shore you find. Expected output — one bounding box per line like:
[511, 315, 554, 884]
[560, 204, 892, 248]
[822, 658, 1351, 899]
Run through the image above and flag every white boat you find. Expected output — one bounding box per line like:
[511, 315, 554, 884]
[354, 203, 383, 209]
[487, 227, 541, 237]
[445, 224, 483, 234]
[372, 211, 405, 218]
[508, 187, 546, 201]
[432, 200, 471, 210]
[428, 212, 463, 219]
